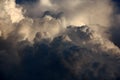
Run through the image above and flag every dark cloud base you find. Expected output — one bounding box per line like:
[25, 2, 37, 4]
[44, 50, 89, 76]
[0, 31, 120, 80]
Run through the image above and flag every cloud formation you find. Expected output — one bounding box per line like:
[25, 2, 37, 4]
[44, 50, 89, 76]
[0, 0, 120, 80]
[20, 0, 113, 27]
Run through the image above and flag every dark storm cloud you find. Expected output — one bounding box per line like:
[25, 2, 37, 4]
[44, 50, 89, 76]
[0, 0, 120, 80]
[0, 25, 120, 80]
[0, 37, 20, 80]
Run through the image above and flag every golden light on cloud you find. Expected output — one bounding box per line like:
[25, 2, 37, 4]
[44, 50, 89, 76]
[40, 0, 52, 7]
[4, 0, 24, 23]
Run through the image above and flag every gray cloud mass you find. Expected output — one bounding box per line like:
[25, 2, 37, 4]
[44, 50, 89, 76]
[0, 0, 120, 80]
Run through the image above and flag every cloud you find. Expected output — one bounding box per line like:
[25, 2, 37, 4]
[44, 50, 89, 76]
[19, 0, 113, 27]
[16, 0, 114, 40]
[4, 0, 24, 23]
[0, 0, 120, 80]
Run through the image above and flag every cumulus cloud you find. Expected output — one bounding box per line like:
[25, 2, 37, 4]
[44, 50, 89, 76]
[20, 0, 113, 27]
[16, 0, 114, 39]
[4, 0, 24, 23]
[0, 0, 120, 80]
[0, 0, 66, 41]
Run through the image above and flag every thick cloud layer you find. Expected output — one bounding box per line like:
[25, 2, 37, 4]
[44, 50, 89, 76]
[0, 0, 120, 80]
[17, 0, 113, 27]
